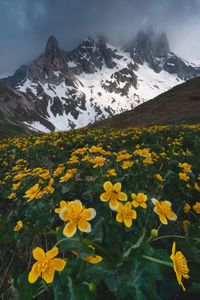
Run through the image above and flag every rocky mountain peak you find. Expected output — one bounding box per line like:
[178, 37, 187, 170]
[45, 35, 61, 58]
[124, 30, 170, 64]
[154, 32, 169, 57]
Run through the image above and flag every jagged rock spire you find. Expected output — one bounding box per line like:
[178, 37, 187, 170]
[45, 36, 60, 57]
[154, 32, 170, 57]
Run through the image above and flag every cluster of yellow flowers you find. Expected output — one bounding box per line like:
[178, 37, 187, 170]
[100, 181, 177, 227]
[2, 124, 200, 293]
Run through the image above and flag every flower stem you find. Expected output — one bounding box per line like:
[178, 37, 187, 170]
[142, 254, 173, 267]
[189, 210, 200, 222]
[77, 261, 85, 281]
[54, 237, 79, 247]
[151, 234, 200, 242]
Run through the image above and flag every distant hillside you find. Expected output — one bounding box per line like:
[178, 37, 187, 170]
[91, 76, 200, 129]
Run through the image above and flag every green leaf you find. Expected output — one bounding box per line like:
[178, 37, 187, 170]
[122, 231, 146, 259]
[83, 262, 118, 293]
[51, 273, 67, 300]
[61, 185, 70, 194]
[67, 277, 96, 300]
[16, 271, 33, 300]
[188, 282, 200, 293]
[87, 217, 104, 243]
[59, 239, 94, 259]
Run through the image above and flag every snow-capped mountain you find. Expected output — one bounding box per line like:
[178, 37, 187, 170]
[1, 30, 200, 132]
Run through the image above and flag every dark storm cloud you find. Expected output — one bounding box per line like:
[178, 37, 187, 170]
[1, 0, 200, 76]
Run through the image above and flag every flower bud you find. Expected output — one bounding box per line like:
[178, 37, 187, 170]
[151, 229, 158, 238]
[89, 282, 96, 292]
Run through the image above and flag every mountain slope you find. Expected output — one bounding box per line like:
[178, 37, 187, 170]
[0, 82, 54, 137]
[91, 76, 200, 128]
[1, 31, 200, 132]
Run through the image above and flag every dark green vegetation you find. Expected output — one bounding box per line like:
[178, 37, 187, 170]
[0, 125, 200, 299]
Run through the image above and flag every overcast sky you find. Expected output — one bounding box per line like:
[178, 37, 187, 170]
[0, 0, 200, 77]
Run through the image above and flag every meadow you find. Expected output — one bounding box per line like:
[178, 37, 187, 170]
[0, 124, 200, 299]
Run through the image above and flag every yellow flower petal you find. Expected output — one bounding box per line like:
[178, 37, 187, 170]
[63, 222, 77, 237]
[103, 181, 113, 191]
[46, 247, 58, 260]
[82, 208, 96, 220]
[73, 199, 83, 207]
[140, 203, 147, 209]
[83, 255, 102, 264]
[151, 198, 158, 205]
[52, 258, 66, 271]
[116, 213, 123, 223]
[132, 200, 139, 207]
[59, 208, 69, 221]
[28, 262, 41, 283]
[33, 247, 45, 262]
[100, 192, 110, 202]
[42, 269, 55, 284]
[124, 218, 132, 228]
[159, 213, 168, 225]
[118, 192, 127, 201]
[168, 212, 177, 221]
[78, 220, 91, 233]
[109, 198, 119, 210]
[113, 182, 121, 192]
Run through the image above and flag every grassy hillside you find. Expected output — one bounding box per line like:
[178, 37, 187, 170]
[92, 76, 200, 128]
[1, 125, 200, 299]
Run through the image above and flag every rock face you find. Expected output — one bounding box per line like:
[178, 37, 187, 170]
[0, 82, 54, 132]
[1, 65, 28, 87]
[1, 30, 200, 133]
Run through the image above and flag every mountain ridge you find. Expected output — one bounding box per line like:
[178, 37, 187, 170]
[90, 76, 200, 129]
[1, 30, 200, 133]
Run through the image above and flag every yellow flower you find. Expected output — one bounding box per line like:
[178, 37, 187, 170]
[12, 182, 21, 190]
[8, 192, 16, 199]
[151, 198, 177, 225]
[121, 161, 134, 169]
[179, 173, 189, 182]
[67, 155, 78, 164]
[154, 174, 164, 181]
[43, 185, 54, 194]
[92, 156, 105, 168]
[193, 202, 200, 214]
[183, 220, 190, 232]
[89, 145, 103, 153]
[72, 245, 102, 264]
[23, 184, 40, 202]
[59, 173, 72, 183]
[100, 181, 127, 210]
[116, 202, 137, 227]
[82, 154, 91, 162]
[53, 166, 65, 177]
[194, 182, 200, 192]
[14, 220, 23, 231]
[183, 203, 191, 214]
[131, 193, 148, 209]
[170, 242, 189, 291]
[55, 200, 73, 214]
[59, 168, 77, 182]
[178, 163, 192, 173]
[116, 153, 132, 162]
[28, 247, 66, 284]
[103, 169, 117, 177]
[59, 200, 96, 237]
